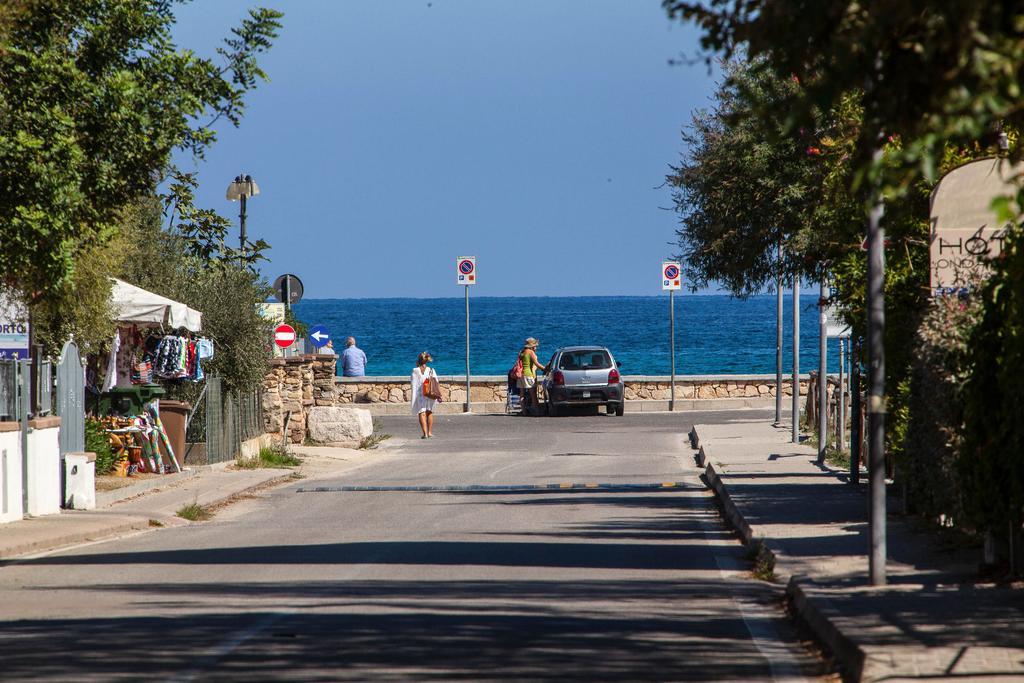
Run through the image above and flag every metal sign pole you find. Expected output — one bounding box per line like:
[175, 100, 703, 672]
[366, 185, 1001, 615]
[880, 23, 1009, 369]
[850, 338, 862, 485]
[867, 157, 887, 586]
[465, 284, 471, 413]
[837, 338, 845, 450]
[792, 277, 800, 444]
[775, 244, 783, 426]
[818, 280, 828, 464]
[669, 289, 676, 411]
[284, 278, 291, 358]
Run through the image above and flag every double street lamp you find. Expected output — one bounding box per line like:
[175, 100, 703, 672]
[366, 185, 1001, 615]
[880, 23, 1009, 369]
[226, 174, 260, 264]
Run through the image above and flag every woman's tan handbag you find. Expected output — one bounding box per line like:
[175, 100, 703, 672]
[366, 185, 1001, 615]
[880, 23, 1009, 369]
[423, 369, 442, 400]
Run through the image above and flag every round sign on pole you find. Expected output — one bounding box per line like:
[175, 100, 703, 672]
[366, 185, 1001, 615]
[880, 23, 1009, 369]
[456, 256, 477, 285]
[662, 262, 682, 290]
[274, 323, 296, 348]
[272, 274, 304, 305]
[308, 324, 331, 348]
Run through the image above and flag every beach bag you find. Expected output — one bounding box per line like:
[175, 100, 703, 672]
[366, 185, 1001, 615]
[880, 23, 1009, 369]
[423, 368, 442, 400]
[510, 357, 524, 380]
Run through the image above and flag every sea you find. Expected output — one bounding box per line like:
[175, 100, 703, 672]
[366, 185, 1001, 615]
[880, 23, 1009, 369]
[292, 295, 846, 377]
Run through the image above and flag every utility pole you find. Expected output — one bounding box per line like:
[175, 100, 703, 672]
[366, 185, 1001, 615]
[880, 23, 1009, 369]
[238, 194, 247, 266]
[867, 148, 887, 586]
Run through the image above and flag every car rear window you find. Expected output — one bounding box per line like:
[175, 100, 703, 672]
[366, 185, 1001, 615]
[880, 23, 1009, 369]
[558, 350, 611, 370]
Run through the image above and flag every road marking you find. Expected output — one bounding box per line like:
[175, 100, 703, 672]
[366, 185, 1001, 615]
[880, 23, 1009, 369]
[166, 612, 289, 683]
[296, 481, 691, 494]
[712, 553, 809, 683]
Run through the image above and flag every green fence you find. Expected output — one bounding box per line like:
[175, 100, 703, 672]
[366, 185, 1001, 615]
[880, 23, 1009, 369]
[188, 377, 263, 464]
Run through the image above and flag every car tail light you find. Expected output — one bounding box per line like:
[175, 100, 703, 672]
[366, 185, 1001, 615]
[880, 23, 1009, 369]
[552, 371, 565, 386]
[607, 368, 620, 384]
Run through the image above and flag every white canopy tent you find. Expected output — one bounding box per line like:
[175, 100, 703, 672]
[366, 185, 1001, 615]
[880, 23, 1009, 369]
[109, 279, 202, 332]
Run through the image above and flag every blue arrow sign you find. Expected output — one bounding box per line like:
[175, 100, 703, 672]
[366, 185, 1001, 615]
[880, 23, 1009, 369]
[308, 324, 331, 348]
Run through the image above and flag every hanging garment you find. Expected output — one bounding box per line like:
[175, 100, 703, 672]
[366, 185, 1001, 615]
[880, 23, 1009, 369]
[101, 332, 120, 392]
[194, 338, 214, 380]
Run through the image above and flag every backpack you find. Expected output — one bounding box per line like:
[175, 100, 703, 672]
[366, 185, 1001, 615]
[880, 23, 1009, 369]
[510, 357, 524, 380]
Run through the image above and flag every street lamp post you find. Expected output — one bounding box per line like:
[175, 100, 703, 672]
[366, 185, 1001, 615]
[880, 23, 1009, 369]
[226, 174, 261, 265]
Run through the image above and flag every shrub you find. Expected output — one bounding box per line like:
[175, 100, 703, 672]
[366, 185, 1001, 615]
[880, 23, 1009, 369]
[900, 293, 981, 525]
[85, 418, 116, 475]
[960, 231, 1024, 539]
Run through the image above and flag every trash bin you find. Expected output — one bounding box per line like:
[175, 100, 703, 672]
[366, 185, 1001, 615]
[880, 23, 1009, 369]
[157, 400, 191, 469]
[64, 452, 96, 510]
[99, 384, 166, 415]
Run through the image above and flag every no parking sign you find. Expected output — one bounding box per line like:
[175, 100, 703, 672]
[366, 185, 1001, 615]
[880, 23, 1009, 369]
[662, 262, 682, 290]
[456, 256, 477, 285]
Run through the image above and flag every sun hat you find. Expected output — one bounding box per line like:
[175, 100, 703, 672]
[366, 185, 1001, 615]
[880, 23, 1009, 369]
[524, 337, 538, 348]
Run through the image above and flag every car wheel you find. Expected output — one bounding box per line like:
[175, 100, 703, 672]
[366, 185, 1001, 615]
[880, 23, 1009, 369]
[547, 400, 559, 417]
[615, 402, 624, 416]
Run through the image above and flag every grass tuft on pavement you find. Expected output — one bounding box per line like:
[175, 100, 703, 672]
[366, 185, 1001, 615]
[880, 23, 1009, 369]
[745, 540, 776, 582]
[176, 502, 212, 522]
[235, 446, 302, 469]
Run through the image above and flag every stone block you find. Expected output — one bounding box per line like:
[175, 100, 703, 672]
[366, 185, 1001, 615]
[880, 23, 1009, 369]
[470, 386, 493, 402]
[307, 406, 373, 447]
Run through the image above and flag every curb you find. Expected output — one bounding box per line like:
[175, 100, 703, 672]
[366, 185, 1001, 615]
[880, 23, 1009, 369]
[198, 471, 298, 510]
[2, 470, 297, 562]
[691, 423, 867, 683]
[0, 518, 151, 562]
[96, 468, 199, 508]
[785, 576, 866, 682]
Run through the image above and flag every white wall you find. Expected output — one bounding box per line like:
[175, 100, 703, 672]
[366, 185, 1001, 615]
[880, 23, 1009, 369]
[0, 429, 24, 524]
[25, 424, 60, 517]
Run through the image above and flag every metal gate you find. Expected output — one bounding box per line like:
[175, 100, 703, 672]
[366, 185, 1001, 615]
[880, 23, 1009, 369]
[55, 339, 85, 455]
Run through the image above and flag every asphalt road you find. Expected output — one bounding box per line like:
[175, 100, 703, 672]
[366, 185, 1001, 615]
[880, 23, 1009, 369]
[0, 408, 826, 681]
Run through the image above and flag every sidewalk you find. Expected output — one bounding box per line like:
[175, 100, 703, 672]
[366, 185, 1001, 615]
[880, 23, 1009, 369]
[692, 419, 1024, 682]
[0, 445, 394, 562]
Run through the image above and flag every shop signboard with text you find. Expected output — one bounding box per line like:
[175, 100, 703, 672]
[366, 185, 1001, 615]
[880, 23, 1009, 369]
[930, 157, 1023, 293]
[0, 293, 29, 360]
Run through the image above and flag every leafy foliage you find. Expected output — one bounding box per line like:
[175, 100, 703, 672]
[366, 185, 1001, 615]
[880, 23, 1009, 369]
[960, 232, 1024, 533]
[0, 1, 281, 303]
[663, 0, 1024, 191]
[902, 294, 982, 524]
[85, 416, 116, 475]
[118, 197, 272, 394]
[667, 59, 931, 462]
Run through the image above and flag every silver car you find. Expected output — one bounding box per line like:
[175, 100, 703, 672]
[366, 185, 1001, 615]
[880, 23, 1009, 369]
[541, 346, 624, 417]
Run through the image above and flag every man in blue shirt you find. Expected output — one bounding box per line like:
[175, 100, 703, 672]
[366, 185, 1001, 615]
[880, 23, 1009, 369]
[341, 337, 367, 377]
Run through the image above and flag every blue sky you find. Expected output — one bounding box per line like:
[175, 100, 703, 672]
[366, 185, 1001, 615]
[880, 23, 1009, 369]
[172, 1, 718, 299]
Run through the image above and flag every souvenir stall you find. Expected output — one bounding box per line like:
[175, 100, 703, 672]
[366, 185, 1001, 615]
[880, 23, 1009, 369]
[89, 279, 212, 476]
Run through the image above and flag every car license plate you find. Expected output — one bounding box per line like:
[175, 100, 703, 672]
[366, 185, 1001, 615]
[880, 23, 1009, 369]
[581, 391, 591, 398]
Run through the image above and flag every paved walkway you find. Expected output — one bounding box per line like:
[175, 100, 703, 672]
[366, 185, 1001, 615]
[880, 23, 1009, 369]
[0, 446, 392, 561]
[693, 419, 1024, 682]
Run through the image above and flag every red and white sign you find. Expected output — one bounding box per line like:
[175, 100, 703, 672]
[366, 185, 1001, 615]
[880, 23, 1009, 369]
[662, 262, 682, 290]
[456, 256, 477, 285]
[274, 323, 296, 348]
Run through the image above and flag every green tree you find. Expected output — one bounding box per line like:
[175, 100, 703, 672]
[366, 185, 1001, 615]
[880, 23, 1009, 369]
[0, 0, 282, 304]
[668, 58, 932, 462]
[663, 0, 1024, 190]
[667, 60, 815, 296]
[960, 233, 1024, 536]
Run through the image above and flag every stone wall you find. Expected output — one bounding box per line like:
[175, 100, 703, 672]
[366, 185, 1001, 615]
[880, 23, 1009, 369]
[265, 362, 810, 436]
[334, 375, 809, 406]
[263, 355, 337, 444]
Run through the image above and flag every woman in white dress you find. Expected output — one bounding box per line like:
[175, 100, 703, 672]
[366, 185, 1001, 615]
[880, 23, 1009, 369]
[411, 351, 437, 438]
